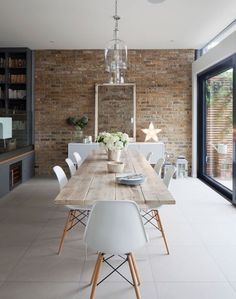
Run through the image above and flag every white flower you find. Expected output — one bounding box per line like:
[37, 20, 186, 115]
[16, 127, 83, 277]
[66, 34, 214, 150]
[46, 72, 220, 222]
[97, 131, 129, 150]
[121, 133, 129, 142]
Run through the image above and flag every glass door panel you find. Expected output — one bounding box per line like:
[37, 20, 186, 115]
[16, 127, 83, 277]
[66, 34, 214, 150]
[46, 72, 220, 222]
[205, 68, 233, 190]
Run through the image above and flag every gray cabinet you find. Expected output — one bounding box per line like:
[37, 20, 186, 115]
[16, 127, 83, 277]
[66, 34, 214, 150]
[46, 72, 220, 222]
[0, 150, 34, 198]
[0, 48, 33, 153]
[0, 48, 34, 198]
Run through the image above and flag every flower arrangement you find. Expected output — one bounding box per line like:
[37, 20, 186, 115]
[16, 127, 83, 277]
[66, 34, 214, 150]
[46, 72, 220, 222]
[96, 131, 129, 151]
[67, 115, 88, 130]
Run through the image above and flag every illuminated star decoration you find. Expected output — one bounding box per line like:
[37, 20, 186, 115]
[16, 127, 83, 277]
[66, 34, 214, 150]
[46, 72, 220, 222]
[142, 122, 162, 142]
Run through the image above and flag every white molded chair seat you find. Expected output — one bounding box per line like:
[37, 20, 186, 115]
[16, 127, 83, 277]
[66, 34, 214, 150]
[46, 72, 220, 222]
[146, 151, 153, 163]
[65, 158, 76, 177]
[154, 157, 165, 176]
[53, 165, 68, 189]
[84, 200, 148, 299]
[53, 165, 87, 210]
[73, 151, 82, 169]
[163, 165, 176, 188]
[53, 165, 90, 255]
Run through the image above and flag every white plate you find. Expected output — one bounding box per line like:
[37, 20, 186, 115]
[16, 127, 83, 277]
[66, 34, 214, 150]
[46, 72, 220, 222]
[116, 173, 146, 185]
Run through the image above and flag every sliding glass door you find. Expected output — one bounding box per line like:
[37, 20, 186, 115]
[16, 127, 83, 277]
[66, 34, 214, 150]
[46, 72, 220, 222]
[198, 55, 236, 204]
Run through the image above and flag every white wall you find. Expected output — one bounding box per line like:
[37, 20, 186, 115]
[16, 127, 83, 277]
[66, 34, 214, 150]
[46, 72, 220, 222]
[192, 31, 236, 177]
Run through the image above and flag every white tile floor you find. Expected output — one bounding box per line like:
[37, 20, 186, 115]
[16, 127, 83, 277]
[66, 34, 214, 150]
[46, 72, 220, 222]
[0, 177, 236, 299]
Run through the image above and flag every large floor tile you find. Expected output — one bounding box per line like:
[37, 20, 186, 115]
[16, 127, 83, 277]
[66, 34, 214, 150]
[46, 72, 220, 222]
[156, 282, 236, 299]
[80, 254, 153, 283]
[7, 255, 84, 282]
[146, 221, 202, 247]
[206, 246, 236, 281]
[155, 205, 189, 224]
[0, 206, 52, 224]
[0, 282, 81, 299]
[77, 282, 157, 299]
[0, 222, 44, 247]
[149, 245, 226, 282]
[189, 222, 236, 246]
[0, 246, 27, 281]
[25, 237, 87, 260]
[230, 281, 236, 292]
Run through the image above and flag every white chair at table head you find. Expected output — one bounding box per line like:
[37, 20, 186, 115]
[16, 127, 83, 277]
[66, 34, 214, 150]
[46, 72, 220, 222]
[84, 200, 148, 299]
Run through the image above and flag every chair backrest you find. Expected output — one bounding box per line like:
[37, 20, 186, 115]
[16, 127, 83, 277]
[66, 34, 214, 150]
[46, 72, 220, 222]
[146, 152, 153, 162]
[154, 157, 165, 176]
[84, 200, 148, 255]
[53, 165, 68, 190]
[163, 165, 176, 189]
[65, 158, 76, 177]
[73, 151, 82, 168]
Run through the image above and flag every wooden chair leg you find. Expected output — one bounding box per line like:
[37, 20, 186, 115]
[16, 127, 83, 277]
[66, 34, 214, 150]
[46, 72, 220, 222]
[58, 210, 73, 255]
[90, 252, 101, 285]
[90, 253, 103, 299]
[127, 253, 141, 299]
[130, 253, 140, 286]
[154, 209, 169, 255]
[152, 210, 160, 228]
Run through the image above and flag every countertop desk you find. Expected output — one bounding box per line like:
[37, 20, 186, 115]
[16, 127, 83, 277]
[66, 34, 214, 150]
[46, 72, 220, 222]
[54, 150, 176, 208]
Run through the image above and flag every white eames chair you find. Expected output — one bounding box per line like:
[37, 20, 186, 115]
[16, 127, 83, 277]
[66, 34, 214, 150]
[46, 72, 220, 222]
[146, 151, 153, 163]
[142, 165, 176, 255]
[53, 165, 68, 190]
[73, 151, 82, 169]
[154, 157, 165, 176]
[84, 200, 149, 299]
[53, 165, 90, 255]
[163, 165, 176, 188]
[65, 158, 76, 177]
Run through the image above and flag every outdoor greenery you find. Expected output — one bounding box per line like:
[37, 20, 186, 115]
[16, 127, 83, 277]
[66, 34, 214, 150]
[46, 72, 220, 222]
[206, 69, 233, 139]
[206, 69, 233, 106]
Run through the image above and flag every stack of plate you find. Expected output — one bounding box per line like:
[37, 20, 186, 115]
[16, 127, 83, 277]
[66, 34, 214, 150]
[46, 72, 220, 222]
[116, 173, 146, 186]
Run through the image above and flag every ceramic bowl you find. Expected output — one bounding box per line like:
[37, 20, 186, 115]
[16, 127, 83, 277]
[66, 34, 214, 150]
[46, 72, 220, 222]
[107, 161, 124, 173]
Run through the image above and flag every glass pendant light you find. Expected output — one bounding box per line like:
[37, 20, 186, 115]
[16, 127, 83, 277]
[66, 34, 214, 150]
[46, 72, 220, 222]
[104, 0, 127, 84]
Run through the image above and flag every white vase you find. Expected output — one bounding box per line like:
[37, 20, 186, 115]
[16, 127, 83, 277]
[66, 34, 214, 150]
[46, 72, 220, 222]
[108, 149, 122, 161]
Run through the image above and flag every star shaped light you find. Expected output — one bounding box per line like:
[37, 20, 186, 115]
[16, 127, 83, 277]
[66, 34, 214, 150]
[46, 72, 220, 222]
[141, 122, 162, 142]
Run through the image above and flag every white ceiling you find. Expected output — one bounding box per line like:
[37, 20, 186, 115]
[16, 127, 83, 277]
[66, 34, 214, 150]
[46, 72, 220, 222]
[0, 0, 235, 50]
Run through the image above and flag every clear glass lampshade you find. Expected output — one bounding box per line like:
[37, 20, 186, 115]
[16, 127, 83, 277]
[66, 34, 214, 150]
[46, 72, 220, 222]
[105, 38, 128, 73]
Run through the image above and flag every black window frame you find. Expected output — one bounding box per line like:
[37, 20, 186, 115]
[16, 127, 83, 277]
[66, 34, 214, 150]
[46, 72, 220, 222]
[197, 54, 236, 204]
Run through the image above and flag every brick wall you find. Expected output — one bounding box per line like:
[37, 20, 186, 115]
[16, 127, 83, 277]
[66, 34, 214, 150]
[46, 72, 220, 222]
[35, 49, 194, 175]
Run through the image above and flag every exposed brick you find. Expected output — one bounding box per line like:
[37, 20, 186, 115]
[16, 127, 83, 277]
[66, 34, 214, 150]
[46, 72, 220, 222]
[35, 49, 194, 175]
